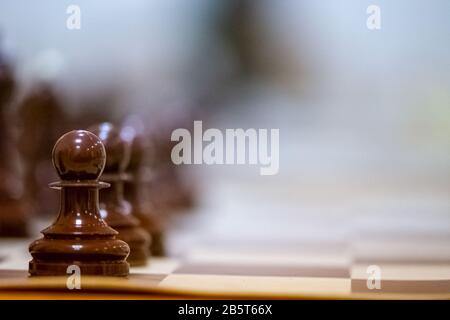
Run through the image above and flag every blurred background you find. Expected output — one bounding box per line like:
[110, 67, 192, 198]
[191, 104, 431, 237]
[0, 0, 449, 263]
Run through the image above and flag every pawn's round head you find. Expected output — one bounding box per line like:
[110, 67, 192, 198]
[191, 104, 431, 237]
[52, 130, 106, 181]
[88, 123, 131, 173]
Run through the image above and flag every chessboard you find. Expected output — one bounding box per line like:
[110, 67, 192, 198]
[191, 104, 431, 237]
[0, 233, 449, 299]
[0, 173, 449, 300]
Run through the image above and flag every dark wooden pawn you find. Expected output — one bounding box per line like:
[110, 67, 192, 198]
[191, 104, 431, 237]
[89, 123, 150, 266]
[29, 130, 130, 276]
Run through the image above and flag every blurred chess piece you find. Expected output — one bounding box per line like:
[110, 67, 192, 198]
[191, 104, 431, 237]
[16, 83, 67, 217]
[122, 123, 166, 256]
[89, 123, 150, 266]
[71, 89, 117, 129]
[148, 108, 197, 214]
[29, 130, 130, 276]
[0, 49, 28, 237]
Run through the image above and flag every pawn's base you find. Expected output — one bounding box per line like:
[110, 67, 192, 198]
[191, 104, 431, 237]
[29, 260, 129, 277]
[127, 247, 149, 267]
[114, 226, 150, 267]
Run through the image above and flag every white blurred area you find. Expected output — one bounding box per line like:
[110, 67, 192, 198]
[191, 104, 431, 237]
[0, 0, 221, 107]
[0, 0, 449, 259]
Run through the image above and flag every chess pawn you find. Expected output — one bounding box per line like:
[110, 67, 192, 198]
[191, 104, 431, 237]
[29, 130, 130, 276]
[89, 123, 150, 266]
[124, 133, 166, 256]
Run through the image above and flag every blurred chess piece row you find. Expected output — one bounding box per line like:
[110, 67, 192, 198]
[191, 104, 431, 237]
[122, 124, 168, 257]
[0, 43, 198, 269]
[28, 120, 198, 275]
[89, 123, 150, 266]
